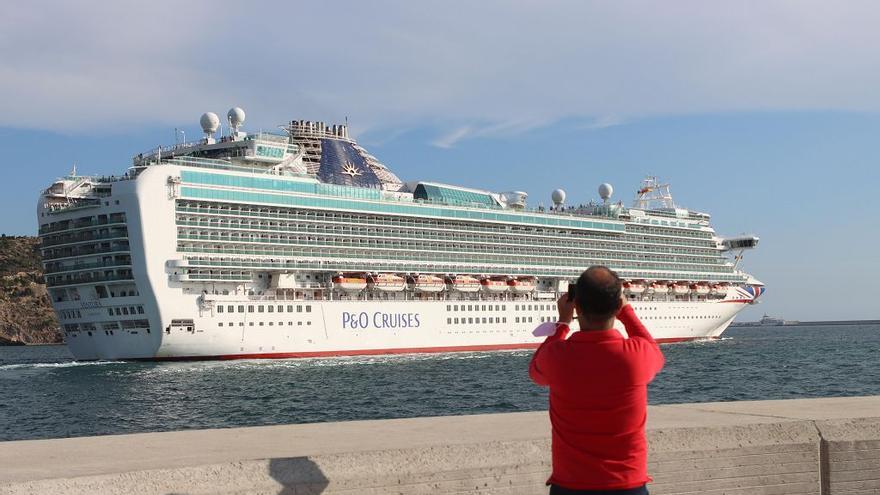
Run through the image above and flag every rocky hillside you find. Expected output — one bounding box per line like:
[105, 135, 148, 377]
[0, 236, 61, 344]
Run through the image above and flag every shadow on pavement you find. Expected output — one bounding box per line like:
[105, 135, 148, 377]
[268, 457, 330, 494]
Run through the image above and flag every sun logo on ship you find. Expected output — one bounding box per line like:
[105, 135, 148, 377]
[342, 161, 363, 177]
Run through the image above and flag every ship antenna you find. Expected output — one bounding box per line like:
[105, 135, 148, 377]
[70, 162, 77, 177]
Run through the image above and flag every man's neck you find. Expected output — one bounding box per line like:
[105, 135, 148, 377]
[577, 316, 616, 332]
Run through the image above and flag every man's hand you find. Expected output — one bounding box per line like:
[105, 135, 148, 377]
[617, 293, 630, 316]
[557, 293, 576, 324]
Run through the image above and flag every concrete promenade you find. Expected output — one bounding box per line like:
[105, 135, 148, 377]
[1, 396, 879, 494]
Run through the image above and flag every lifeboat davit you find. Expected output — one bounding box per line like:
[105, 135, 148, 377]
[507, 276, 537, 293]
[446, 275, 481, 292]
[481, 276, 510, 293]
[623, 279, 646, 295]
[408, 274, 446, 292]
[670, 281, 690, 295]
[650, 281, 669, 294]
[367, 273, 407, 292]
[332, 272, 368, 292]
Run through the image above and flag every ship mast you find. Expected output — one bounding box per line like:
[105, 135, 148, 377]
[632, 176, 675, 210]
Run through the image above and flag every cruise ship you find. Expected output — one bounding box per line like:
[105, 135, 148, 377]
[37, 108, 763, 361]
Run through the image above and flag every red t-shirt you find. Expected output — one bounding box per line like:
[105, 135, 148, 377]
[528, 305, 665, 490]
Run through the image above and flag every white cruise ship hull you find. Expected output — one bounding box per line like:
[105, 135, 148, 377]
[61, 297, 750, 361]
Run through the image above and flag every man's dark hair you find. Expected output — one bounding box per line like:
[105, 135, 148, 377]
[574, 266, 623, 321]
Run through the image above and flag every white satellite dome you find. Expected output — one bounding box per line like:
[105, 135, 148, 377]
[598, 183, 614, 201]
[551, 188, 566, 206]
[227, 107, 246, 128]
[199, 112, 220, 134]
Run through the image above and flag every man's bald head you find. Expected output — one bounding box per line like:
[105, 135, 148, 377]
[574, 266, 623, 323]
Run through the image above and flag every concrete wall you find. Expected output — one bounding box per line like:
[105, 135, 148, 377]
[1, 396, 879, 494]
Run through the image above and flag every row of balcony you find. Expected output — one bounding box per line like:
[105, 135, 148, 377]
[45, 271, 134, 288]
[175, 235, 730, 272]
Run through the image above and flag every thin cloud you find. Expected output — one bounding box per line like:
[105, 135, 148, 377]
[431, 126, 472, 148]
[431, 118, 552, 148]
[4, 1, 880, 135]
[582, 115, 626, 130]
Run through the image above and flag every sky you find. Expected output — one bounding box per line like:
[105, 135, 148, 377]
[2, 1, 879, 321]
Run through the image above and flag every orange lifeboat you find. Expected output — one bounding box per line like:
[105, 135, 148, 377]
[650, 280, 669, 294]
[623, 279, 646, 295]
[507, 276, 537, 293]
[446, 275, 481, 293]
[367, 273, 407, 292]
[693, 282, 711, 296]
[408, 274, 446, 293]
[670, 281, 690, 295]
[481, 276, 510, 293]
[332, 272, 368, 292]
[710, 282, 729, 296]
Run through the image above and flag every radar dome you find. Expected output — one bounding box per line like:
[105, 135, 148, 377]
[227, 107, 246, 128]
[551, 189, 566, 206]
[598, 183, 614, 200]
[200, 112, 220, 134]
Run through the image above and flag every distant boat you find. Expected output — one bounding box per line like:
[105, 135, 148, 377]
[759, 314, 785, 326]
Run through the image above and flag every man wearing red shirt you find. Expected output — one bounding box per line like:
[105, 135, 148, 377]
[529, 266, 665, 495]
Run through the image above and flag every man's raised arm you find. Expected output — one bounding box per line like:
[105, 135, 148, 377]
[528, 294, 574, 386]
[618, 300, 665, 380]
[528, 322, 569, 386]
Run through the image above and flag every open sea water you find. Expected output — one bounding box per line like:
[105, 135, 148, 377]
[1, 324, 878, 442]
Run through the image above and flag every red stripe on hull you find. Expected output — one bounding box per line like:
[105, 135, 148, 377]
[135, 337, 715, 362]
